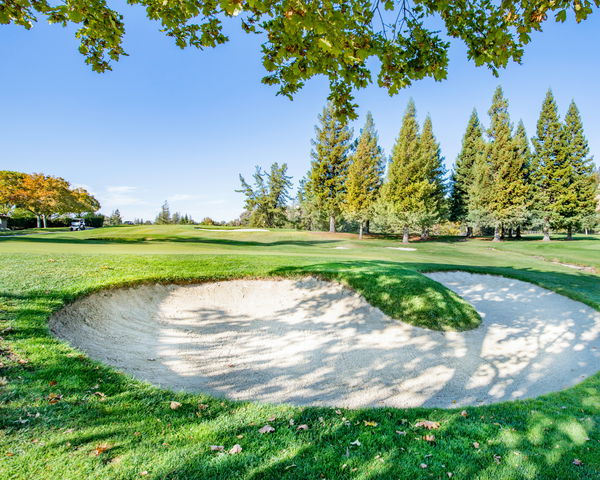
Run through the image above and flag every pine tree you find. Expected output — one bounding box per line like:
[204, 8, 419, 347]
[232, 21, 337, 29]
[343, 112, 385, 239]
[556, 100, 598, 239]
[155, 201, 172, 224]
[172, 212, 181, 224]
[237, 163, 292, 227]
[512, 120, 532, 239]
[108, 209, 122, 226]
[379, 100, 422, 243]
[472, 86, 529, 241]
[416, 115, 447, 239]
[308, 102, 353, 232]
[531, 90, 564, 241]
[450, 110, 485, 236]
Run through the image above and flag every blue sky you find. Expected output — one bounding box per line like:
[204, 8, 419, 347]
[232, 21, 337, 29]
[1, 9, 598, 222]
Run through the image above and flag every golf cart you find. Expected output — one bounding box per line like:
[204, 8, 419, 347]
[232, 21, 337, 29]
[70, 218, 86, 231]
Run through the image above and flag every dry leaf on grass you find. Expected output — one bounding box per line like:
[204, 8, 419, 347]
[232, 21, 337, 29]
[396, 430, 407, 435]
[210, 445, 224, 451]
[47, 393, 63, 404]
[267, 416, 276, 422]
[296, 424, 309, 431]
[169, 401, 182, 410]
[258, 425, 275, 434]
[198, 403, 209, 410]
[460, 410, 468, 417]
[363, 420, 378, 427]
[573, 459, 583, 466]
[423, 435, 436, 442]
[92, 443, 111, 456]
[350, 439, 361, 446]
[414, 420, 440, 430]
[473, 442, 480, 449]
[420, 463, 428, 469]
[229, 444, 242, 454]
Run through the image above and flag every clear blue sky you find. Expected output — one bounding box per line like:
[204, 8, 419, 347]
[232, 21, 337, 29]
[1, 9, 598, 222]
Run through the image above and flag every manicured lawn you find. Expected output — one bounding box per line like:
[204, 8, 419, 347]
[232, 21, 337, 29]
[0, 226, 599, 479]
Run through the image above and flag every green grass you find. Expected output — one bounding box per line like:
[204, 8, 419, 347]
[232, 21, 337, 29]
[0, 226, 599, 479]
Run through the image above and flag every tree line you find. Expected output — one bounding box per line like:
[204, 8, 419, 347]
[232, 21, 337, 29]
[238, 87, 599, 241]
[0, 171, 100, 229]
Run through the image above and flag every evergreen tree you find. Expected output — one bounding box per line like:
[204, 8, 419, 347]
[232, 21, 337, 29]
[155, 201, 172, 224]
[470, 86, 529, 241]
[237, 162, 292, 228]
[449, 110, 485, 236]
[107, 209, 122, 226]
[171, 212, 181, 224]
[531, 90, 564, 241]
[307, 102, 353, 232]
[296, 176, 325, 231]
[379, 100, 422, 243]
[556, 101, 597, 239]
[416, 115, 447, 239]
[343, 112, 385, 239]
[511, 120, 532, 238]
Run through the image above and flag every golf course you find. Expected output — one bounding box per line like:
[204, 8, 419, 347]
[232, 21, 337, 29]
[1, 226, 598, 479]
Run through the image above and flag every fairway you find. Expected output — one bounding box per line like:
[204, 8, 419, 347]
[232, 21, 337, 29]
[1, 226, 599, 479]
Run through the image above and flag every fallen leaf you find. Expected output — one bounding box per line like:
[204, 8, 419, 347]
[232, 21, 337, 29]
[423, 435, 436, 442]
[210, 445, 224, 451]
[49, 380, 57, 386]
[229, 444, 242, 454]
[289, 419, 295, 425]
[420, 463, 428, 469]
[236, 434, 244, 439]
[94, 392, 106, 399]
[350, 439, 361, 446]
[198, 403, 209, 410]
[415, 420, 440, 430]
[396, 430, 407, 435]
[460, 410, 468, 417]
[363, 420, 378, 427]
[335, 409, 342, 415]
[573, 458, 583, 466]
[473, 442, 480, 449]
[47, 393, 63, 404]
[447, 473, 453, 478]
[140, 472, 148, 476]
[296, 424, 309, 431]
[169, 401, 182, 410]
[267, 416, 276, 422]
[6, 452, 14, 457]
[259, 425, 275, 434]
[92, 443, 111, 456]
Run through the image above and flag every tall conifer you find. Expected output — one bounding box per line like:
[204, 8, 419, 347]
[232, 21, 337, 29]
[557, 100, 597, 239]
[512, 120, 532, 238]
[308, 103, 353, 232]
[380, 100, 422, 243]
[449, 110, 485, 236]
[416, 115, 447, 238]
[531, 90, 563, 241]
[343, 112, 385, 239]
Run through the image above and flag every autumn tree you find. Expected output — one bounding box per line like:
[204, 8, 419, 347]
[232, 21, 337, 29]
[307, 103, 352, 232]
[237, 162, 292, 228]
[0, 171, 25, 229]
[5, 0, 595, 118]
[449, 110, 485, 236]
[343, 112, 385, 239]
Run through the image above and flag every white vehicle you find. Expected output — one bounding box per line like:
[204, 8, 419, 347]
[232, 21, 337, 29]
[70, 219, 86, 231]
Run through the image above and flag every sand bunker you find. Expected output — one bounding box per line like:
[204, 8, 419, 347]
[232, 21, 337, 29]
[49, 273, 600, 408]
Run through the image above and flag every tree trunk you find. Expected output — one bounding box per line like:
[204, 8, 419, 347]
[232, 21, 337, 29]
[542, 223, 551, 241]
[402, 226, 409, 244]
[466, 225, 473, 238]
[500, 224, 505, 240]
[508, 228, 513, 239]
[493, 225, 502, 242]
[515, 226, 522, 239]
[42, 215, 47, 228]
[36, 215, 41, 228]
[329, 215, 335, 233]
[365, 220, 370, 234]
[420, 227, 429, 240]
[567, 225, 573, 240]
[358, 222, 363, 240]
[0, 216, 7, 230]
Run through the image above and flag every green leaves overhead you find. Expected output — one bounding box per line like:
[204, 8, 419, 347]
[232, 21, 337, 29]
[3, 0, 597, 118]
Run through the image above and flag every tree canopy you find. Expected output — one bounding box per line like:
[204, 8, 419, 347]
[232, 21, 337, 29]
[3, 0, 597, 118]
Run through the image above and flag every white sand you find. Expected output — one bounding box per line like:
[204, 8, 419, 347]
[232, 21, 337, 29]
[49, 273, 600, 408]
